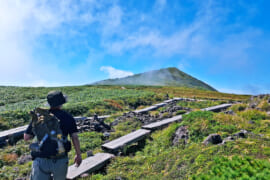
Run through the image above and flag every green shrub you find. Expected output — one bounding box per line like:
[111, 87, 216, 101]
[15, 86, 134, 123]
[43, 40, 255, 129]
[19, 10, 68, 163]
[239, 110, 267, 121]
[162, 112, 170, 118]
[175, 110, 186, 115]
[258, 100, 270, 111]
[181, 111, 217, 142]
[230, 103, 248, 112]
[194, 156, 270, 180]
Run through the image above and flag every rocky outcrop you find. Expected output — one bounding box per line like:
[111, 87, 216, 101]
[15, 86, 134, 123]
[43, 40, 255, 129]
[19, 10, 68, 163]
[76, 116, 111, 133]
[111, 102, 190, 126]
[222, 130, 260, 144]
[224, 110, 235, 115]
[233, 129, 248, 138]
[173, 126, 189, 146]
[203, 134, 223, 145]
[249, 94, 270, 109]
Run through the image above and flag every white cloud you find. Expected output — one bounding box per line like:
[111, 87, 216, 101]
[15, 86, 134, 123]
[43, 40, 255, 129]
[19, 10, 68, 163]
[0, 0, 128, 86]
[0, 0, 269, 94]
[100, 66, 134, 79]
[154, 0, 167, 11]
[99, 5, 123, 37]
[0, 0, 101, 85]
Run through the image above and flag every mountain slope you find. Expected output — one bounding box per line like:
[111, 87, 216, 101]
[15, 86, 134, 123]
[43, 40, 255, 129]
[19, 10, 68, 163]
[93, 67, 216, 91]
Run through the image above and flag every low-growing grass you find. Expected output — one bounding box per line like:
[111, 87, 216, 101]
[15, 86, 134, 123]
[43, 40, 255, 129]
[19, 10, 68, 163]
[258, 100, 270, 111]
[0, 85, 265, 179]
[238, 110, 268, 122]
[176, 100, 225, 109]
[229, 103, 248, 112]
[194, 156, 270, 180]
[0, 86, 164, 130]
[94, 109, 270, 180]
[68, 131, 104, 165]
[135, 86, 250, 101]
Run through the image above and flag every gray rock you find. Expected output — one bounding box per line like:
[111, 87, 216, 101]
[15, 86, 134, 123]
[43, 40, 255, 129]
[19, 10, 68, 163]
[18, 155, 32, 165]
[13, 167, 19, 172]
[222, 136, 235, 144]
[248, 120, 255, 124]
[86, 150, 93, 157]
[0, 140, 7, 148]
[173, 126, 189, 146]
[110, 120, 119, 126]
[233, 130, 248, 138]
[203, 134, 223, 145]
[103, 132, 110, 137]
[250, 103, 257, 109]
[224, 110, 235, 115]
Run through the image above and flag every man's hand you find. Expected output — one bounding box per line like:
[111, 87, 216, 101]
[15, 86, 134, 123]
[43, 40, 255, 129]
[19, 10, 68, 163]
[71, 133, 82, 167]
[74, 154, 82, 167]
[24, 133, 33, 141]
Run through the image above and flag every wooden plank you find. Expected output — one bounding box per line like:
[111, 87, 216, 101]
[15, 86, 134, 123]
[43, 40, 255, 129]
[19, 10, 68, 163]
[154, 103, 166, 108]
[201, 103, 232, 112]
[0, 115, 110, 141]
[173, 97, 183, 101]
[0, 115, 110, 142]
[74, 116, 88, 121]
[74, 115, 110, 121]
[0, 125, 28, 141]
[134, 106, 158, 114]
[164, 99, 174, 104]
[142, 115, 183, 130]
[102, 129, 151, 152]
[66, 153, 114, 179]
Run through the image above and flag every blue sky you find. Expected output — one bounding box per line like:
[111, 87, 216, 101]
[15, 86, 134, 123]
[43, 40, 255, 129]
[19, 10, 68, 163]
[0, 0, 270, 95]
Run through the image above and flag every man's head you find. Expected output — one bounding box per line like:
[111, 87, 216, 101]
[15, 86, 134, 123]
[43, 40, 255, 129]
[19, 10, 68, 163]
[47, 91, 67, 108]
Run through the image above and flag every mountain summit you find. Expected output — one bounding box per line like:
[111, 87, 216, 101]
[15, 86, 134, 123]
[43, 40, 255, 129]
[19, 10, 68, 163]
[93, 67, 216, 91]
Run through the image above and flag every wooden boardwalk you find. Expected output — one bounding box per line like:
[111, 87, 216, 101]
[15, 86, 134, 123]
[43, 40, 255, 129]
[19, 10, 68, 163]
[134, 106, 159, 114]
[67, 102, 232, 179]
[102, 129, 151, 153]
[133, 98, 184, 114]
[1, 99, 234, 179]
[201, 103, 232, 112]
[0, 125, 28, 142]
[0, 116, 110, 143]
[142, 115, 183, 130]
[155, 102, 167, 108]
[66, 153, 114, 179]
[133, 98, 206, 114]
[74, 116, 88, 121]
[74, 115, 111, 121]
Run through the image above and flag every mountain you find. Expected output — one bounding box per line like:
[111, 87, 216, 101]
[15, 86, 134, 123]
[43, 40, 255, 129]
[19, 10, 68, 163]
[93, 67, 216, 91]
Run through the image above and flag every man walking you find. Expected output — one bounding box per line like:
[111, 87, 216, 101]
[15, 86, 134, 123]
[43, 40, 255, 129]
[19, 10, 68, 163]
[24, 91, 82, 180]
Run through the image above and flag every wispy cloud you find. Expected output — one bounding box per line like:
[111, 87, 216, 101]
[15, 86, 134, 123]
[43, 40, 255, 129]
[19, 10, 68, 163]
[101, 0, 267, 73]
[0, 0, 269, 94]
[154, 0, 167, 11]
[0, 0, 110, 85]
[100, 66, 134, 79]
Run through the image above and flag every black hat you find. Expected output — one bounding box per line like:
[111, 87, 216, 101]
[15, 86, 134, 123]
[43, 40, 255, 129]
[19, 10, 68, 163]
[47, 91, 67, 107]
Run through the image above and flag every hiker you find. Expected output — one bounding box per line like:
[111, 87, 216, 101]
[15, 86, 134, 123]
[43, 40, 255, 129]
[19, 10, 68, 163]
[24, 91, 82, 180]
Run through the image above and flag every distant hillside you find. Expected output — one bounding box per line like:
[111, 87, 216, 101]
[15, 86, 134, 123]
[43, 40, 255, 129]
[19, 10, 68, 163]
[93, 67, 216, 91]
